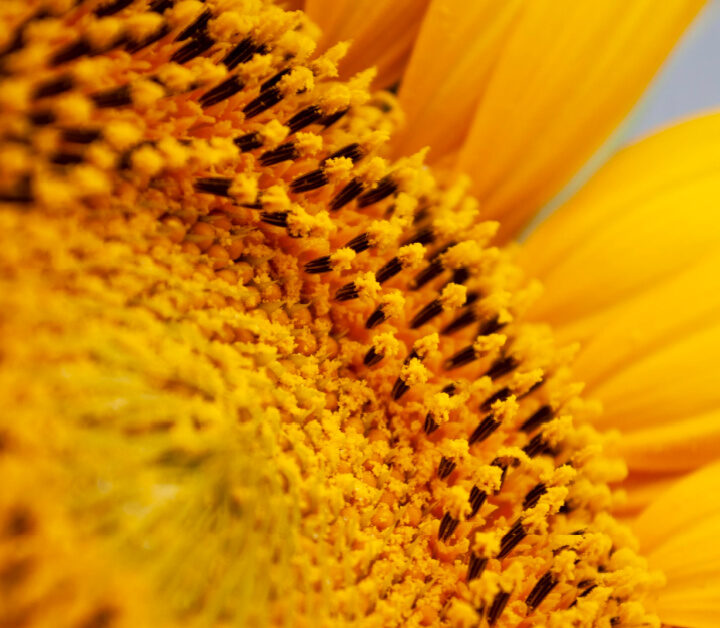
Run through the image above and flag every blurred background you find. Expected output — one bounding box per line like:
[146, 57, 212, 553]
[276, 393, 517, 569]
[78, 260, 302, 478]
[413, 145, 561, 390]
[624, 0, 720, 141]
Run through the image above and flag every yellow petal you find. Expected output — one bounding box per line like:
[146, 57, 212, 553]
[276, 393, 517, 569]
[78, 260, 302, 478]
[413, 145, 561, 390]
[304, 0, 430, 87]
[392, 0, 525, 162]
[399, 0, 703, 241]
[634, 462, 720, 627]
[518, 113, 720, 473]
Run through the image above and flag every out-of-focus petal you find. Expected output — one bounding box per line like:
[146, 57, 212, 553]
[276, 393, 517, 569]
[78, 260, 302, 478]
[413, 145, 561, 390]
[395, 0, 703, 241]
[519, 113, 720, 473]
[634, 462, 720, 628]
[304, 0, 430, 88]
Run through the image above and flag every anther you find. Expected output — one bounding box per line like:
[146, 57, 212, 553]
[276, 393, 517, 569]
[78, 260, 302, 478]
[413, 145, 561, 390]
[322, 142, 364, 165]
[481, 387, 511, 412]
[522, 434, 553, 458]
[199, 76, 245, 108]
[468, 415, 500, 446]
[410, 257, 444, 290]
[259, 142, 298, 167]
[194, 177, 232, 197]
[51, 39, 93, 66]
[497, 520, 526, 559]
[410, 299, 443, 329]
[468, 485, 486, 518]
[234, 132, 264, 153]
[330, 178, 364, 211]
[523, 483, 547, 510]
[375, 257, 402, 284]
[520, 405, 554, 433]
[442, 309, 477, 335]
[365, 306, 386, 329]
[171, 34, 214, 64]
[320, 108, 349, 128]
[486, 355, 518, 380]
[357, 176, 397, 208]
[487, 591, 511, 626]
[437, 456, 456, 479]
[243, 86, 283, 119]
[95, 0, 135, 17]
[290, 168, 329, 193]
[363, 346, 384, 367]
[33, 75, 74, 99]
[222, 38, 259, 71]
[175, 9, 211, 41]
[335, 282, 358, 301]
[438, 512, 459, 542]
[260, 211, 289, 228]
[90, 85, 132, 108]
[467, 554, 487, 582]
[345, 232, 371, 253]
[62, 128, 102, 144]
[261, 68, 292, 92]
[287, 106, 323, 134]
[423, 413, 439, 434]
[443, 346, 475, 371]
[304, 256, 333, 274]
[401, 226, 435, 247]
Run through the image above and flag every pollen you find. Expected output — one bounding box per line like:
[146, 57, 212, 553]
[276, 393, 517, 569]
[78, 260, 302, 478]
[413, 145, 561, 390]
[0, 1, 662, 627]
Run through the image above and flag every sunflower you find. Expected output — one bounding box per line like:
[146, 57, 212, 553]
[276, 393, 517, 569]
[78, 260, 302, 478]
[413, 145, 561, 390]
[0, 1, 718, 627]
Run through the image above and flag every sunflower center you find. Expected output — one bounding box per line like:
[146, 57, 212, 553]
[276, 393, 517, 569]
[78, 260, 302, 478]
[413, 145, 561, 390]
[0, 1, 662, 626]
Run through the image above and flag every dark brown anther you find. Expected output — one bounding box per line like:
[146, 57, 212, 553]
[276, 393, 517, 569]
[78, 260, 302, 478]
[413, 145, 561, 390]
[481, 387, 511, 412]
[291, 168, 329, 193]
[320, 108, 349, 128]
[442, 383, 457, 395]
[51, 39, 92, 66]
[391, 378, 409, 401]
[410, 299, 443, 329]
[287, 105, 323, 133]
[401, 226, 435, 247]
[33, 74, 74, 99]
[490, 457, 509, 491]
[468, 485, 486, 518]
[410, 257, 444, 290]
[442, 309, 477, 335]
[357, 176, 397, 207]
[62, 128, 102, 144]
[365, 306, 386, 329]
[259, 142, 299, 167]
[323, 142, 364, 165]
[199, 75, 245, 108]
[424, 413, 439, 434]
[438, 512, 459, 542]
[261, 68, 292, 92]
[90, 85, 132, 108]
[330, 178, 364, 211]
[243, 86, 283, 118]
[345, 232, 371, 253]
[171, 34, 214, 64]
[522, 434, 553, 458]
[375, 257, 402, 284]
[175, 9, 211, 41]
[194, 177, 232, 197]
[223, 37, 258, 70]
[29, 110, 56, 126]
[467, 554, 488, 581]
[498, 520, 526, 559]
[468, 415, 500, 446]
[443, 345, 476, 370]
[260, 211, 289, 228]
[304, 256, 333, 274]
[335, 282, 359, 301]
[520, 405, 553, 433]
[523, 483, 547, 510]
[51, 152, 84, 165]
[486, 355, 518, 380]
[95, 0, 134, 17]
[478, 316, 504, 336]
[487, 591, 511, 626]
[234, 132, 263, 152]
[363, 346, 384, 367]
[437, 456, 456, 479]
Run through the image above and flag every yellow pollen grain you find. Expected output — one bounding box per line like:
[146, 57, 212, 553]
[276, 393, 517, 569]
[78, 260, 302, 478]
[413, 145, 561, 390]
[330, 247, 356, 271]
[440, 282, 467, 311]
